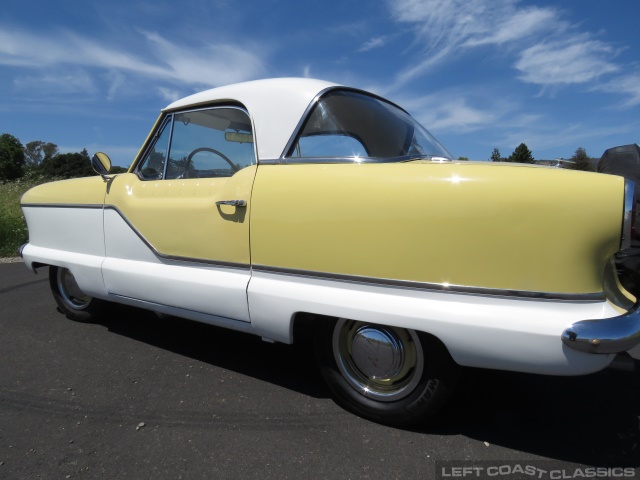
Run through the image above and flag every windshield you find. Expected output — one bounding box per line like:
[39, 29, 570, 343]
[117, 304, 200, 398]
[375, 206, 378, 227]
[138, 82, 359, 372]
[287, 90, 452, 162]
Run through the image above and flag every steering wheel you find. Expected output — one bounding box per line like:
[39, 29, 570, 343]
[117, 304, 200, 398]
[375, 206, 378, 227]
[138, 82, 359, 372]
[185, 147, 239, 177]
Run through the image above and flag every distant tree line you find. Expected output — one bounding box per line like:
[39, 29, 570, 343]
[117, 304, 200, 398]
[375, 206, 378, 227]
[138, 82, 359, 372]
[489, 144, 535, 164]
[487, 144, 595, 171]
[0, 133, 127, 182]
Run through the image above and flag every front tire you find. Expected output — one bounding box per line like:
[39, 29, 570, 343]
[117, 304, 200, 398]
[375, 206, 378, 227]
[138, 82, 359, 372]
[49, 266, 104, 322]
[315, 318, 459, 427]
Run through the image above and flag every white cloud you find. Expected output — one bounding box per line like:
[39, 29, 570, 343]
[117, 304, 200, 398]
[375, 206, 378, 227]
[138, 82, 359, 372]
[463, 8, 559, 47]
[396, 90, 511, 133]
[385, 0, 562, 89]
[494, 121, 635, 156]
[0, 28, 162, 75]
[106, 71, 125, 101]
[0, 26, 267, 99]
[358, 36, 388, 52]
[390, 85, 629, 159]
[597, 72, 640, 108]
[13, 70, 96, 94]
[140, 30, 266, 87]
[384, 0, 625, 95]
[515, 37, 618, 85]
[157, 87, 182, 103]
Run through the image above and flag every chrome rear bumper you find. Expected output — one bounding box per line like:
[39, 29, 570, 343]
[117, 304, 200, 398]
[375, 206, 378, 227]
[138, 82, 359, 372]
[562, 303, 640, 354]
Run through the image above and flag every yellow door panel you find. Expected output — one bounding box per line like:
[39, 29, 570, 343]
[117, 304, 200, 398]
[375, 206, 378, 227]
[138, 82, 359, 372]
[106, 167, 256, 265]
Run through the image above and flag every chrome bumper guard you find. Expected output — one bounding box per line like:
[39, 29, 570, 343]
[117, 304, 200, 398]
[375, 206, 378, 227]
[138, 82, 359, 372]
[562, 303, 640, 354]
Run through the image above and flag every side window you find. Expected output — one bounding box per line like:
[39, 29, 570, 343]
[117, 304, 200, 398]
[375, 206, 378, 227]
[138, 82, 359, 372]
[286, 90, 451, 161]
[138, 118, 171, 180]
[292, 134, 367, 158]
[165, 107, 255, 179]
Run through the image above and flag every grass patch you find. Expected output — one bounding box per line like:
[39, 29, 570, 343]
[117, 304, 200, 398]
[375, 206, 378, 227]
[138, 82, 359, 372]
[0, 176, 48, 257]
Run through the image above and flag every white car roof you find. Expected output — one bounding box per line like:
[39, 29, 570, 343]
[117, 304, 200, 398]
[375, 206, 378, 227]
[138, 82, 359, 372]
[164, 77, 340, 161]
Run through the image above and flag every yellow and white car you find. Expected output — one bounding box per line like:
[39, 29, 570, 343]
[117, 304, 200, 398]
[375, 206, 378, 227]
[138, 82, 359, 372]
[20, 78, 640, 426]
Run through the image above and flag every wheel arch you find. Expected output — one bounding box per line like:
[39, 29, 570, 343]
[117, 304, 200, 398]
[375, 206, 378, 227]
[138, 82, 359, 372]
[290, 311, 457, 365]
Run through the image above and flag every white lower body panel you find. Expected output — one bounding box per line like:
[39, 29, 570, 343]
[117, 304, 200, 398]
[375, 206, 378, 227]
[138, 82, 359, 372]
[102, 257, 251, 321]
[247, 271, 617, 375]
[101, 208, 252, 322]
[22, 206, 106, 298]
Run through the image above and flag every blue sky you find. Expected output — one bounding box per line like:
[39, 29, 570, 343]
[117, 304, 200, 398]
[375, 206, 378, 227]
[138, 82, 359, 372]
[1, 0, 639, 166]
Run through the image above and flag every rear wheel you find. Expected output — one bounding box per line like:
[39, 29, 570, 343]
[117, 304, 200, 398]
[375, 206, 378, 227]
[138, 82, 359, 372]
[315, 318, 458, 426]
[49, 266, 105, 322]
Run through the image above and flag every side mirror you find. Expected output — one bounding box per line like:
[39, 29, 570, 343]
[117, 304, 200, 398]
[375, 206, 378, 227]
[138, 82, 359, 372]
[91, 152, 112, 178]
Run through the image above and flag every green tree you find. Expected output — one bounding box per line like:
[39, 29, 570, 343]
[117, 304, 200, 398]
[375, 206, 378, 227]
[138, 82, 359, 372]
[24, 140, 59, 166]
[40, 149, 96, 179]
[457, 156, 469, 161]
[569, 147, 594, 172]
[0, 133, 26, 180]
[508, 143, 534, 164]
[490, 148, 502, 162]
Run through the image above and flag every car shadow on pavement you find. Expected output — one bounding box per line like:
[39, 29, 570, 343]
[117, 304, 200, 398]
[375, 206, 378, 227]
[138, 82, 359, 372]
[95, 304, 329, 399]
[97, 304, 639, 466]
[429, 362, 640, 467]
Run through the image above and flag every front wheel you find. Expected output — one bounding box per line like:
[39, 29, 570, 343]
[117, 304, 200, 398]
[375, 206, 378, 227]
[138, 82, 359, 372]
[49, 266, 105, 322]
[315, 318, 459, 427]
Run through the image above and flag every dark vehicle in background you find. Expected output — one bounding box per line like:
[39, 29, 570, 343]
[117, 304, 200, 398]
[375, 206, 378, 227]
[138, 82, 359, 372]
[598, 144, 640, 296]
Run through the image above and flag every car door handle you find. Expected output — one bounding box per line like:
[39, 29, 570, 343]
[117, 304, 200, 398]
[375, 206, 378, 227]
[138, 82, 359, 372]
[215, 199, 247, 207]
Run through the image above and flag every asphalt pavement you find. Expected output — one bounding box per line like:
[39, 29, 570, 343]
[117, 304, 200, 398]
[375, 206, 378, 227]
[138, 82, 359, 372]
[1, 262, 639, 479]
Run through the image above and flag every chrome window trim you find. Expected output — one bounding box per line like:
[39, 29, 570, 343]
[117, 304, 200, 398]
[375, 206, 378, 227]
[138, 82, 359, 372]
[621, 179, 635, 250]
[259, 155, 454, 166]
[162, 113, 175, 180]
[134, 114, 173, 181]
[135, 105, 256, 179]
[252, 264, 606, 303]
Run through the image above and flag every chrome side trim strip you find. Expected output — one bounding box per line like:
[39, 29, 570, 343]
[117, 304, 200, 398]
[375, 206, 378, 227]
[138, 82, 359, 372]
[103, 205, 250, 270]
[258, 155, 443, 166]
[251, 264, 606, 302]
[562, 302, 640, 354]
[21, 203, 103, 209]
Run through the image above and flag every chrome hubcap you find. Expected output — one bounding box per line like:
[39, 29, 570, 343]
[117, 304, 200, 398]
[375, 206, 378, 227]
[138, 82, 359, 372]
[333, 319, 423, 402]
[351, 327, 404, 379]
[57, 268, 91, 310]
